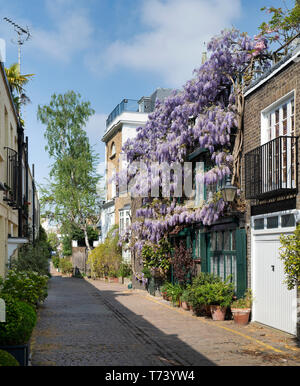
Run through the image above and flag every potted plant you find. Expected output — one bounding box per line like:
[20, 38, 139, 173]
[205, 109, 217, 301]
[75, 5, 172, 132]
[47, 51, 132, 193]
[231, 289, 253, 325]
[203, 279, 234, 321]
[0, 294, 37, 366]
[160, 282, 173, 301]
[108, 269, 119, 283]
[169, 283, 183, 307]
[180, 289, 190, 311]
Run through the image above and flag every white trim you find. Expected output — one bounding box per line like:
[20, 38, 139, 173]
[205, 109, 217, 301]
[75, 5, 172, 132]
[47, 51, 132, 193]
[244, 49, 300, 97]
[251, 209, 299, 235]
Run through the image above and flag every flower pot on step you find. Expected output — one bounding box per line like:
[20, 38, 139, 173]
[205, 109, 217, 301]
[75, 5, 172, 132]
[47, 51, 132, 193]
[231, 308, 251, 325]
[210, 305, 227, 321]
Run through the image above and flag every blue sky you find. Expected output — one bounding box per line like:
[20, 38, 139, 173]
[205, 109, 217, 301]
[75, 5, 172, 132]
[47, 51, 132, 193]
[0, 0, 295, 187]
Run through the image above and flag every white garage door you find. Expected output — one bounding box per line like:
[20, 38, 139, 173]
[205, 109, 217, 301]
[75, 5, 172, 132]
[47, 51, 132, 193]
[252, 230, 297, 335]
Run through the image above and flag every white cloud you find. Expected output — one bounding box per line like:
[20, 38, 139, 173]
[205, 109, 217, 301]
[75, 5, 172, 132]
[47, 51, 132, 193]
[99, 0, 241, 87]
[30, 2, 93, 63]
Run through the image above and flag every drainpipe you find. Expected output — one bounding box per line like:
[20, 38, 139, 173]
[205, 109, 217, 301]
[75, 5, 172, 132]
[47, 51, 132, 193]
[17, 123, 24, 238]
[32, 164, 35, 244]
[25, 137, 29, 236]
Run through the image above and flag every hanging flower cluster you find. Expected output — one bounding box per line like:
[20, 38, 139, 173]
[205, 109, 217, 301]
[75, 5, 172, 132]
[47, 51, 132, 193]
[119, 28, 270, 254]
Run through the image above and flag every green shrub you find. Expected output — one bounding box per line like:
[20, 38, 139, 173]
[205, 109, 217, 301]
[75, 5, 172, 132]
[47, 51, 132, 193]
[51, 256, 60, 269]
[231, 289, 253, 309]
[87, 226, 122, 278]
[59, 258, 73, 275]
[200, 279, 235, 308]
[279, 225, 300, 290]
[11, 241, 50, 277]
[118, 262, 132, 278]
[0, 294, 37, 345]
[160, 282, 174, 298]
[141, 239, 172, 278]
[0, 349, 19, 366]
[0, 270, 48, 307]
[160, 282, 183, 303]
[183, 274, 234, 309]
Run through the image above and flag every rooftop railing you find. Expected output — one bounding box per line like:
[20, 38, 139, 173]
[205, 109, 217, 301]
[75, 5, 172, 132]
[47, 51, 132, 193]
[106, 99, 139, 129]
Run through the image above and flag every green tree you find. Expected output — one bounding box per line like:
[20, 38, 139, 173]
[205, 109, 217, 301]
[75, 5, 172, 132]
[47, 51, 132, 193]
[5, 63, 34, 114]
[37, 91, 101, 251]
[47, 232, 60, 253]
[259, 1, 300, 59]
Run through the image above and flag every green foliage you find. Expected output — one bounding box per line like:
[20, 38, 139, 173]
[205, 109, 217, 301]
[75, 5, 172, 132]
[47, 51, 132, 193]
[58, 258, 73, 275]
[259, 1, 300, 55]
[0, 270, 48, 307]
[141, 239, 172, 278]
[5, 63, 34, 113]
[37, 91, 102, 251]
[62, 236, 72, 257]
[231, 289, 253, 309]
[47, 232, 60, 253]
[51, 256, 60, 269]
[179, 273, 233, 309]
[0, 294, 37, 345]
[199, 279, 234, 307]
[118, 262, 132, 278]
[87, 226, 122, 278]
[0, 349, 20, 366]
[71, 225, 99, 247]
[12, 240, 50, 277]
[141, 267, 152, 279]
[160, 282, 183, 303]
[279, 225, 300, 290]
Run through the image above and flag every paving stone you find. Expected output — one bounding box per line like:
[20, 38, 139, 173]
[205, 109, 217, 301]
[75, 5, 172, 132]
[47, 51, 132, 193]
[30, 274, 300, 366]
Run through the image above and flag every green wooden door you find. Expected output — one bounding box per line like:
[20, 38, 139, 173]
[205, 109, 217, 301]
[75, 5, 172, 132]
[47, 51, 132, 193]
[203, 229, 246, 298]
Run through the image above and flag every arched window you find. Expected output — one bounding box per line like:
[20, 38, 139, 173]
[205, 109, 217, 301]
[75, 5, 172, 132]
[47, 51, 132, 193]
[111, 142, 116, 157]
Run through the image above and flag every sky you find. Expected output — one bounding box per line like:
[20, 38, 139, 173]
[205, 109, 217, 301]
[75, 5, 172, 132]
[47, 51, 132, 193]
[0, 0, 295, 189]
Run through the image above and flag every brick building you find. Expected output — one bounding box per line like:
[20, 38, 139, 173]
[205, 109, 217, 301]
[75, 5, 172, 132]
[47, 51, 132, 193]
[100, 89, 173, 262]
[243, 45, 300, 336]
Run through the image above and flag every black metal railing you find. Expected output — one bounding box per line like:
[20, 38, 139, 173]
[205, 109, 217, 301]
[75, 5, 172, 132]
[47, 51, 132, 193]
[3, 147, 19, 208]
[245, 136, 298, 200]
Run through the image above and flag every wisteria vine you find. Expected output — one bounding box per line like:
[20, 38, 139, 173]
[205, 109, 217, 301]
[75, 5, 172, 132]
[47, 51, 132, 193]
[119, 28, 270, 257]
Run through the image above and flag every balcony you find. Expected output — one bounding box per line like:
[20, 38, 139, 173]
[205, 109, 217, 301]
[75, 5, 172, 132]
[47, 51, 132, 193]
[245, 136, 298, 200]
[3, 147, 19, 208]
[106, 99, 139, 129]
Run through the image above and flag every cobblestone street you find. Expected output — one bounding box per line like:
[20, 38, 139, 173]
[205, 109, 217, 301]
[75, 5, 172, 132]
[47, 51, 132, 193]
[30, 274, 300, 366]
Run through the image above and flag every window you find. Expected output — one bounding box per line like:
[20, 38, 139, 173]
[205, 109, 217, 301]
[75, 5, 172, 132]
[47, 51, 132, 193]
[252, 211, 297, 231]
[267, 216, 278, 229]
[281, 214, 295, 228]
[119, 209, 131, 236]
[264, 96, 294, 143]
[111, 142, 116, 158]
[260, 94, 296, 192]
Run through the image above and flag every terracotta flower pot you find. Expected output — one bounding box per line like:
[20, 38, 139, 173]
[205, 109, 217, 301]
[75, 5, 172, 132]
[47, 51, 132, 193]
[231, 308, 251, 325]
[210, 305, 227, 321]
[181, 301, 190, 311]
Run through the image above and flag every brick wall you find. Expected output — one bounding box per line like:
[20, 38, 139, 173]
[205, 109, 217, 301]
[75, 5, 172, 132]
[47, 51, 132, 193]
[242, 59, 300, 289]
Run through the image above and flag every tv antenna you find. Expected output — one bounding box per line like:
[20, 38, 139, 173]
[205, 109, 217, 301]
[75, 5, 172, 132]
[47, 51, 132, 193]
[3, 17, 31, 72]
